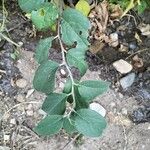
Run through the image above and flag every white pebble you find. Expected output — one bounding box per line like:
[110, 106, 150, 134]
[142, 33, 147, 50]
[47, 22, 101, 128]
[4, 135, 10, 141]
[27, 104, 33, 110]
[60, 69, 66, 76]
[16, 78, 27, 88]
[113, 59, 133, 74]
[16, 94, 25, 102]
[26, 110, 34, 116]
[59, 82, 64, 89]
[121, 108, 128, 115]
[89, 102, 106, 117]
[10, 118, 16, 125]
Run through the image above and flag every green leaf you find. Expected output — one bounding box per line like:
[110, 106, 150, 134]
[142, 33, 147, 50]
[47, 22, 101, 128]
[33, 60, 59, 94]
[44, 3, 58, 27]
[31, 9, 49, 30]
[31, 3, 58, 30]
[63, 78, 79, 94]
[75, 109, 107, 137]
[74, 86, 89, 110]
[61, 8, 91, 49]
[42, 93, 68, 115]
[63, 117, 77, 133]
[18, 0, 45, 12]
[75, 0, 91, 16]
[35, 37, 54, 64]
[78, 80, 110, 102]
[34, 115, 63, 136]
[63, 78, 72, 94]
[63, 80, 88, 108]
[137, 0, 148, 14]
[66, 48, 88, 76]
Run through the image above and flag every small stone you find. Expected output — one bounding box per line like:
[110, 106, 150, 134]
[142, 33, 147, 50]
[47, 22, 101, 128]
[4, 135, 10, 141]
[119, 116, 132, 127]
[27, 104, 33, 110]
[113, 59, 133, 74]
[26, 110, 34, 116]
[59, 82, 64, 89]
[89, 102, 106, 117]
[129, 41, 137, 50]
[18, 41, 23, 46]
[121, 108, 128, 115]
[16, 78, 27, 88]
[60, 69, 67, 77]
[26, 89, 34, 98]
[109, 32, 119, 47]
[16, 94, 25, 102]
[10, 118, 16, 125]
[118, 93, 124, 98]
[113, 108, 117, 114]
[120, 73, 136, 89]
[110, 102, 116, 108]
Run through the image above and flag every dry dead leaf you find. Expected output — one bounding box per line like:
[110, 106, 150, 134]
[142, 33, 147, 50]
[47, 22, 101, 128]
[89, 0, 109, 43]
[132, 55, 144, 68]
[90, 40, 105, 54]
[138, 23, 150, 37]
[94, 0, 109, 32]
[135, 32, 142, 43]
[119, 44, 128, 52]
[109, 4, 123, 19]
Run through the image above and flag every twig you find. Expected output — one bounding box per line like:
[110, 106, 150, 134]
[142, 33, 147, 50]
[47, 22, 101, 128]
[21, 125, 40, 139]
[57, 2, 76, 111]
[0, 0, 8, 32]
[125, 48, 149, 60]
[7, 20, 29, 32]
[122, 14, 137, 26]
[60, 133, 81, 150]
[0, 33, 20, 47]
[1, 101, 41, 121]
[0, 69, 6, 74]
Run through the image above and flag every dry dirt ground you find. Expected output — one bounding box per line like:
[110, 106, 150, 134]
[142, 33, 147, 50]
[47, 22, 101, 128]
[0, 49, 150, 150]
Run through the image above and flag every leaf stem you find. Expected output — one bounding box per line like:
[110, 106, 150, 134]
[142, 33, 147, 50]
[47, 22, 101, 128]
[57, 21, 76, 112]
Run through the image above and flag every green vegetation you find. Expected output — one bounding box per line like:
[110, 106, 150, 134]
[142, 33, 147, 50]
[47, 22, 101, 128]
[18, 0, 110, 137]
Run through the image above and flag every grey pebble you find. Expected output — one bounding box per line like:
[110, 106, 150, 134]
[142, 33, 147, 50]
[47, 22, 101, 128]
[120, 73, 136, 89]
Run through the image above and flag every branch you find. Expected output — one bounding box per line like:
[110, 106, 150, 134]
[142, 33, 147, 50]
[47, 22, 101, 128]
[57, 20, 76, 112]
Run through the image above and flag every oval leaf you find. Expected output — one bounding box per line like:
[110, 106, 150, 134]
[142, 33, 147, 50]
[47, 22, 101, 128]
[63, 78, 72, 94]
[34, 115, 63, 136]
[74, 86, 89, 110]
[75, 0, 91, 16]
[61, 8, 91, 49]
[33, 60, 59, 94]
[66, 48, 88, 76]
[18, 0, 45, 12]
[31, 3, 58, 30]
[75, 109, 107, 137]
[42, 93, 68, 115]
[78, 80, 110, 102]
[35, 37, 54, 64]
[63, 117, 77, 134]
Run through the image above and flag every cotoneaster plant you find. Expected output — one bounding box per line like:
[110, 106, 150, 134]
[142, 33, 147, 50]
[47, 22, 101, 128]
[18, 0, 110, 137]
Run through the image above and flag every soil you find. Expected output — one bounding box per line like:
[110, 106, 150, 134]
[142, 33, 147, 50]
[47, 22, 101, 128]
[0, 1, 150, 150]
